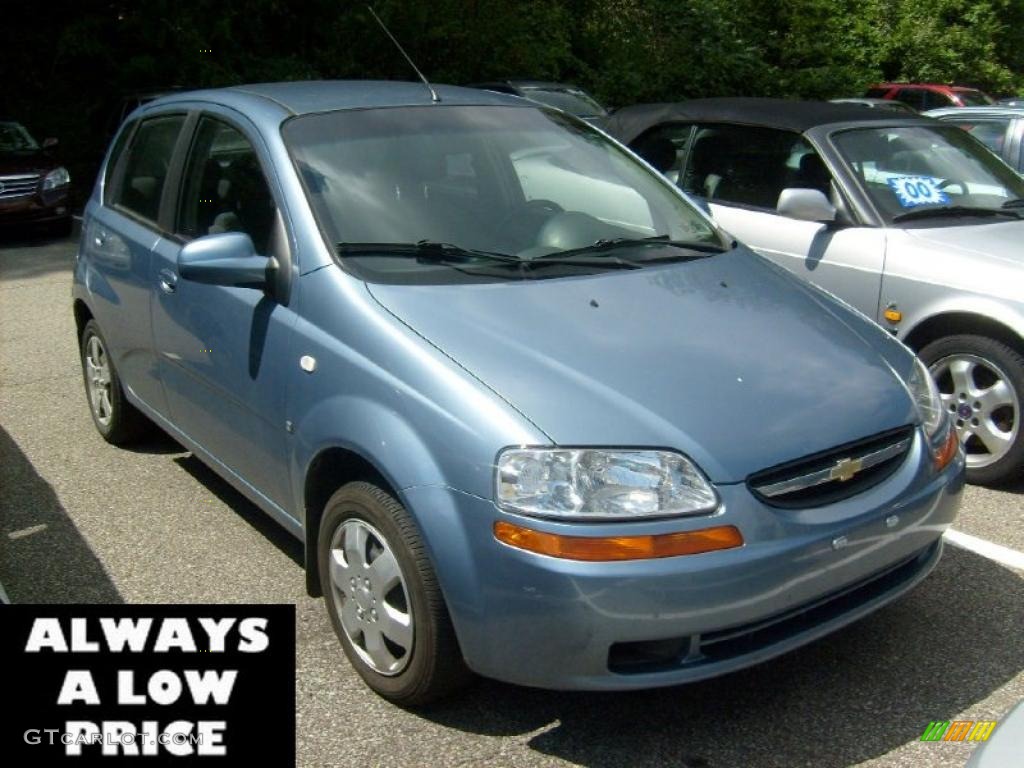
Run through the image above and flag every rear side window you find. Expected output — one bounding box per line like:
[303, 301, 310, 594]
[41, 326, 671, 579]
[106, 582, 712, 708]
[631, 124, 694, 184]
[113, 115, 186, 224]
[896, 89, 928, 111]
[177, 116, 277, 254]
[103, 120, 136, 203]
[946, 119, 1011, 156]
[864, 88, 890, 99]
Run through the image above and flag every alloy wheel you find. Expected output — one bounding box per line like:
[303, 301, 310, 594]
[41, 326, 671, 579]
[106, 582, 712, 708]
[84, 334, 114, 427]
[931, 353, 1019, 469]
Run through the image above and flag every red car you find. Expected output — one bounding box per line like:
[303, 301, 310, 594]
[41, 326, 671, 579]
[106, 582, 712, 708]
[865, 83, 994, 111]
[0, 119, 71, 236]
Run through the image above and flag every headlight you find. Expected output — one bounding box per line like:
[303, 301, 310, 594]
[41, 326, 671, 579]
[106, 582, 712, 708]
[42, 167, 70, 191]
[907, 356, 943, 437]
[495, 448, 718, 520]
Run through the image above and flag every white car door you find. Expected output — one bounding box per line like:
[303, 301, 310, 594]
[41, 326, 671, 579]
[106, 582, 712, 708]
[709, 203, 886, 319]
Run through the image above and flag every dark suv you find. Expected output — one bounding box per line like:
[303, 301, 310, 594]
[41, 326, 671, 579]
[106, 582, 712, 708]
[0, 119, 71, 235]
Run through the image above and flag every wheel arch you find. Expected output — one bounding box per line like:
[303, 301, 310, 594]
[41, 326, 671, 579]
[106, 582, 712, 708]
[73, 298, 94, 345]
[302, 445, 396, 598]
[903, 311, 1024, 355]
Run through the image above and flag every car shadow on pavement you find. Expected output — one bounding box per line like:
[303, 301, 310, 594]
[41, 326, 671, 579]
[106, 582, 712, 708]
[0, 229, 77, 282]
[423, 546, 1023, 768]
[172, 454, 304, 569]
[0, 424, 122, 603]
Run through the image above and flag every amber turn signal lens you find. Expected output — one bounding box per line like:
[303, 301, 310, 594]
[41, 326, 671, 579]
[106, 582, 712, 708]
[493, 520, 743, 561]
[883, 308, 902, 323]
[934, 427, 960, 472]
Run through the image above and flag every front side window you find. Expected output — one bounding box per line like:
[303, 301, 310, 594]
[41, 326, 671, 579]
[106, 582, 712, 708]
[0, 122, 38, 153]
[113, 115, 186, 224]
[832, 125, 1024, 223]
[682, 125, 831, 209]
[284, 105, 724, 284]
[177, 117, 276, 254]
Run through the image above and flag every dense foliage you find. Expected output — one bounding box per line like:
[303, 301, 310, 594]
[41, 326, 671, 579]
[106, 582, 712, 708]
[3, 0, 1021, 199]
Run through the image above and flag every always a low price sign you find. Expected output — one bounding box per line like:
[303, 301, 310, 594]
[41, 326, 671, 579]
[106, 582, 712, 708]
[1, 605, 295, 766]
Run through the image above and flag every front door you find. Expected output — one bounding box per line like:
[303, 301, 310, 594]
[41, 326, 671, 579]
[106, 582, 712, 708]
[150, 113, 298, 512]
[671, 122, 886, 319]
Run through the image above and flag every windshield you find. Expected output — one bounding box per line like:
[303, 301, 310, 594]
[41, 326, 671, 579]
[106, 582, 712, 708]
[832, 125, 1024, 224]
[0, 121, 39, 152]
[521, 88, 607, 118]
[958, 90, 994, 107]
[284, 105, 723, 283]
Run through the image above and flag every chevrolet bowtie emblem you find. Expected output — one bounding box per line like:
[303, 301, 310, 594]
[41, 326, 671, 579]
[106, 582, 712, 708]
[830, 456, 864, 482]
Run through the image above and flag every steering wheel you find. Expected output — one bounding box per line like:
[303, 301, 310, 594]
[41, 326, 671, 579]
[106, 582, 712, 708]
[937, 178, 966, 195]
[499, 198, 564, 229]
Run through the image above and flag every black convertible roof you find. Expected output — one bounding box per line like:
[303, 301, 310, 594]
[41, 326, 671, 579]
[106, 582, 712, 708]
[605, 97, 933, 144]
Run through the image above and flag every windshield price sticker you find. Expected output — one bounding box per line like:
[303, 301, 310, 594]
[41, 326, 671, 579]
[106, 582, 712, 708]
[887, 175, 950, 208]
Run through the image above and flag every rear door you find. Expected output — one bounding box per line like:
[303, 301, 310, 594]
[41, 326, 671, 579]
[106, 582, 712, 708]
[149, 111, 299, 512]
[667, 122, 886, 318]
[85, 112, 190, 417]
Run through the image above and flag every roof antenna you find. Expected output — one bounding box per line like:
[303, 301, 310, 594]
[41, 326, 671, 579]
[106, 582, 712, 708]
[366, 5, 440, 103]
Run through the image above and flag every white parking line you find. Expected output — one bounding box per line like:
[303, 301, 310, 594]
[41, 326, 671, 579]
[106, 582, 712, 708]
[944, 529, 1024, 572]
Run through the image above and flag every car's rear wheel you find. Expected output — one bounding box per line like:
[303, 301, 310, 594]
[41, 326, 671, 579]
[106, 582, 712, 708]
[920, 334, 1024, 485]
[79, 319, 148, 445]
[318, 481, 470, 705]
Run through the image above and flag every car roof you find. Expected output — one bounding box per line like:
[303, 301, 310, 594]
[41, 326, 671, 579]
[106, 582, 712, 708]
[604, 97, 934, 144]
[925, 106, 1024, 117]
[146, 80, 528, 118]
[871, 83, 983, 92]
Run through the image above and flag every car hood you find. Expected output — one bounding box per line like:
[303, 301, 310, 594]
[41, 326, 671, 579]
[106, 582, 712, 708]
[366, 247, 917, 483]
[0, 149, 55, 176]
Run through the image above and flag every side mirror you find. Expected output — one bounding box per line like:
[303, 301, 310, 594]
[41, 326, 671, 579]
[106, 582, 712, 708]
[777, 188, 836, 223]
[42, 137, 59, 149]
[178, 232, 276, 291]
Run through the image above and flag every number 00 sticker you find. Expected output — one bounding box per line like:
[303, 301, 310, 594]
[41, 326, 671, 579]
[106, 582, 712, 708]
[886, 175, 950, 207]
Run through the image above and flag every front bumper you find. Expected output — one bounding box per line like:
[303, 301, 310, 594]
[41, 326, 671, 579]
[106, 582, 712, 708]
[0, 188, 70, 226]
[403, 429, 964, 690]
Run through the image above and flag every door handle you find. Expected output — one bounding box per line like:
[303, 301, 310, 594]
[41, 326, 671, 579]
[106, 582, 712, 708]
[158, 268, 178, 294]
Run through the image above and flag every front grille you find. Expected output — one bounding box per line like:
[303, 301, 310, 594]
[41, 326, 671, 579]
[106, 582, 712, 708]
[0, 174, 40, 199]
[608, 539, 939, 674]
[747, 425, 914, 509]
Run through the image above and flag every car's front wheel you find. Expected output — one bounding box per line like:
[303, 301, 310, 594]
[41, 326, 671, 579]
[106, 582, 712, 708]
[79, 319, 148, 445]
[920, 334, 1024, 485]
[318, 481, 470, 705]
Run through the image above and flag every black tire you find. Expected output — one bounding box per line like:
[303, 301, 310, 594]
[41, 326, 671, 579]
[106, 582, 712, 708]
[919, 334, 1024, 486]
[79, 319, 148, 445]
[318, 481, 471, 705]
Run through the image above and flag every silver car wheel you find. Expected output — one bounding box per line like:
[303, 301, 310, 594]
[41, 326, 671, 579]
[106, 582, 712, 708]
[84, 334, 114, 427]
[328, 518, 413, 676]
[931, 353, 1020, 469]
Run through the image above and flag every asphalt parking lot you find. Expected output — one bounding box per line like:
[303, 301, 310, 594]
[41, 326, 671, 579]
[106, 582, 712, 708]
[1, 232, 1021, 768]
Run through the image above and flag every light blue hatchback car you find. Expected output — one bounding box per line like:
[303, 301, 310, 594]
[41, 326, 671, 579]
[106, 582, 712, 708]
[73, 81, 964, 704]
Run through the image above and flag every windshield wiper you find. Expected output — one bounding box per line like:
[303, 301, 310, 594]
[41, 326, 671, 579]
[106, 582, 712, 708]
[892, 205, 1022, 223]
[540, 235, 733, 260]
[1001, 198, 1024, 209]
[336, 241, 640, 271]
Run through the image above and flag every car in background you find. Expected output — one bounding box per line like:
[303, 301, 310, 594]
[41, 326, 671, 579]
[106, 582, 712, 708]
[74, 81, 962, 703]
[468, 80, 608, 123]
[998, 97, 1024, 107]
[0, 119, 71, 236]
[926, 106, 1024, 173]
[830, 98, 918, 114]
[608, 97, 1024, 485]
[865, 83, 994, 111]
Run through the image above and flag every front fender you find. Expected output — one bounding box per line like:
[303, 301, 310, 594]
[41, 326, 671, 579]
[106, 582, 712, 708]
[898, 290, 1024, 347]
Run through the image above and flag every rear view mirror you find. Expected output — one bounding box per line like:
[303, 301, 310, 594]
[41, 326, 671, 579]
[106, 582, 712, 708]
[178, 232, 276, 291]
[777, 188, 836, 223]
